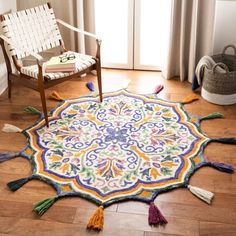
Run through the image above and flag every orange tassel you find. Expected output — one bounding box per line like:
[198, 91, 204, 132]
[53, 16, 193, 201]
[87, 206, 104, 231]
[182, 94, 199, 104]
[49, 91, 64, 101]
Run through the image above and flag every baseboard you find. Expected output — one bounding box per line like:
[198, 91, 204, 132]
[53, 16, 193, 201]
[0, 63, 7, 95]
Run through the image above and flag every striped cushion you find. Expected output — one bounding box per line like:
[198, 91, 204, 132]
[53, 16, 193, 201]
[20, 52, 96, 80]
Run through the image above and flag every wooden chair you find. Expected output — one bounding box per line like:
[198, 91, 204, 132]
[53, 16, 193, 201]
[0, 3, 102, 127]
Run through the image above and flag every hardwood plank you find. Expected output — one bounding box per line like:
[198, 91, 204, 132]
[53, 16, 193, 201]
[145, 232, 184, 236]
[200, 222, 236, 236]
[0, 216, 144, 236]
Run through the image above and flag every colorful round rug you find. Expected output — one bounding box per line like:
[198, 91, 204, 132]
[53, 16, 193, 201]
[1, 90, 235, 230]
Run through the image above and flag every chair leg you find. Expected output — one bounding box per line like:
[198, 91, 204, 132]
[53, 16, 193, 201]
[38, 87, 49, 127]
[8, 74, 12, 99]
[96, 61, 103, 102]
[38, 65, 49, 127]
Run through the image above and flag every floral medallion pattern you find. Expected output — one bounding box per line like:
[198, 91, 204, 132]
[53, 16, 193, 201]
[25, 90, 209, 204]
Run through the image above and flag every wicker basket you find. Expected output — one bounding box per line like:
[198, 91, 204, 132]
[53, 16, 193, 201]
[201, 45, 236, 105]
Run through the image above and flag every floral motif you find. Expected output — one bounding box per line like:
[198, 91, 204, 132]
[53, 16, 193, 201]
[104, 128, 128, 143]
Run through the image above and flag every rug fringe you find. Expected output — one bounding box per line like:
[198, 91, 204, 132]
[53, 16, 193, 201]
[208, 162, 234, 173]
[148, 202, 168, 226]
[154, 84, 164, 94]
[212, 138, 236, 144]
[24, 106, 41, 115]
[49, 91, 65, 101]
[0, 152, 21, 163]
[7, 176, 33, 191]
[33, 196, 59, 215]
[2, 124, 22, 133]
[87, 206, 104, 231]
[188, 185, 214, 204]
[86, 82, 95, 92]
[181, 94, 199, 104]
[200, 112, 224, 121]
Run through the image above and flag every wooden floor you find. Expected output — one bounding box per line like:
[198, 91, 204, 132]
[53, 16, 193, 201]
[0, 69, 236, 236]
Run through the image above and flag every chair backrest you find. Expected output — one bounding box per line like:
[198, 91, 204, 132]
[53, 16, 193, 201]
[0, 3, 62, 59]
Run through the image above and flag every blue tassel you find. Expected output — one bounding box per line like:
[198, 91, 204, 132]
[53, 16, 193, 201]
[0, 152, 20, 163]
[86, 82, 95, 92]
[209, 162, 234, 173]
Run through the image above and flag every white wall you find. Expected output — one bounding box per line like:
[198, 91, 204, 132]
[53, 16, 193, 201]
[0, 0, 16, 95]
[213, 0, 236, 54]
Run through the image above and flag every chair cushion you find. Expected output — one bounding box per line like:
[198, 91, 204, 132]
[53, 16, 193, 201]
[20, 52, 96, 80]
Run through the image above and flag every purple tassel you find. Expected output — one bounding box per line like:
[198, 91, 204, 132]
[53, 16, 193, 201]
[210, 162, 234, 173]
[86, 82, 95, 92]
[148, 202, 168, 226]
[0, 152, 20, 163]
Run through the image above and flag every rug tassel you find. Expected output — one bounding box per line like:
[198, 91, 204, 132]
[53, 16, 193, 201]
[0, 152, 21, 163]
[154, 84, 164, 94]
[182, 94, 199, 104]
[212, 138, 236, 144]
[49, 91, 65, 101]
[188, 185, 214, 204]
[33, 196, 58, 215]
[209, 162, 234, 173]
[24, 106, 41, 115]
[7, 176, 33, 191]
[148, 202, 168, 226]
[86, 82, 95, 92]
[201, 112, 224, 121]
[2, 124, 22, 133]
[87, 206, 104, 231]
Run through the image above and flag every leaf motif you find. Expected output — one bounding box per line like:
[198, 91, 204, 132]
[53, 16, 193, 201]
[50, 155, 62, 162]
[150, 168, 160, 179]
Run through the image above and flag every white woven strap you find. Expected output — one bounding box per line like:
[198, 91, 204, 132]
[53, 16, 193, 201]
[1, 4, 62, 59]
[56, 19, 101, 41]
[0, 35, 43, 61]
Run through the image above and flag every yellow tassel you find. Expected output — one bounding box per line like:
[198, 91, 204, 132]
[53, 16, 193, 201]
[182, 94, 199, 104]
[87, 206, 104, 231]
[49, 91, 64, 101]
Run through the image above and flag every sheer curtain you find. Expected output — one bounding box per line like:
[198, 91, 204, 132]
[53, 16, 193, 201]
[17, 0, 96, 55]
[163, 0, 216, 82]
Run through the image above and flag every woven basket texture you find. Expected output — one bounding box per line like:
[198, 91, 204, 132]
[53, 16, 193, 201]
[202, 45, 236, 95]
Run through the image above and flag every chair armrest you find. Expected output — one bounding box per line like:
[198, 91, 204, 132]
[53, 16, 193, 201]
[56, 19, 101, 41]
[0, 35, 44, 64]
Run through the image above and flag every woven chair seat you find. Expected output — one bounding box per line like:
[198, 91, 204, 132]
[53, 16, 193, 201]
[21, 52, 96, 80]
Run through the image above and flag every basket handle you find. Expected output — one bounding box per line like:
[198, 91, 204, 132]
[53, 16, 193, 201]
[222, 45, 236, 55]
[212, 63, 229, 78]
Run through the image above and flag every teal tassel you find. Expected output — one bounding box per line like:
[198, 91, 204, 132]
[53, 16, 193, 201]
[7, 176, 33, 191]
[33, 196, 58, 215]
[201, 112, 224, 121]
[213, 138, 236, 144]
[24, 106, 41, 115]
